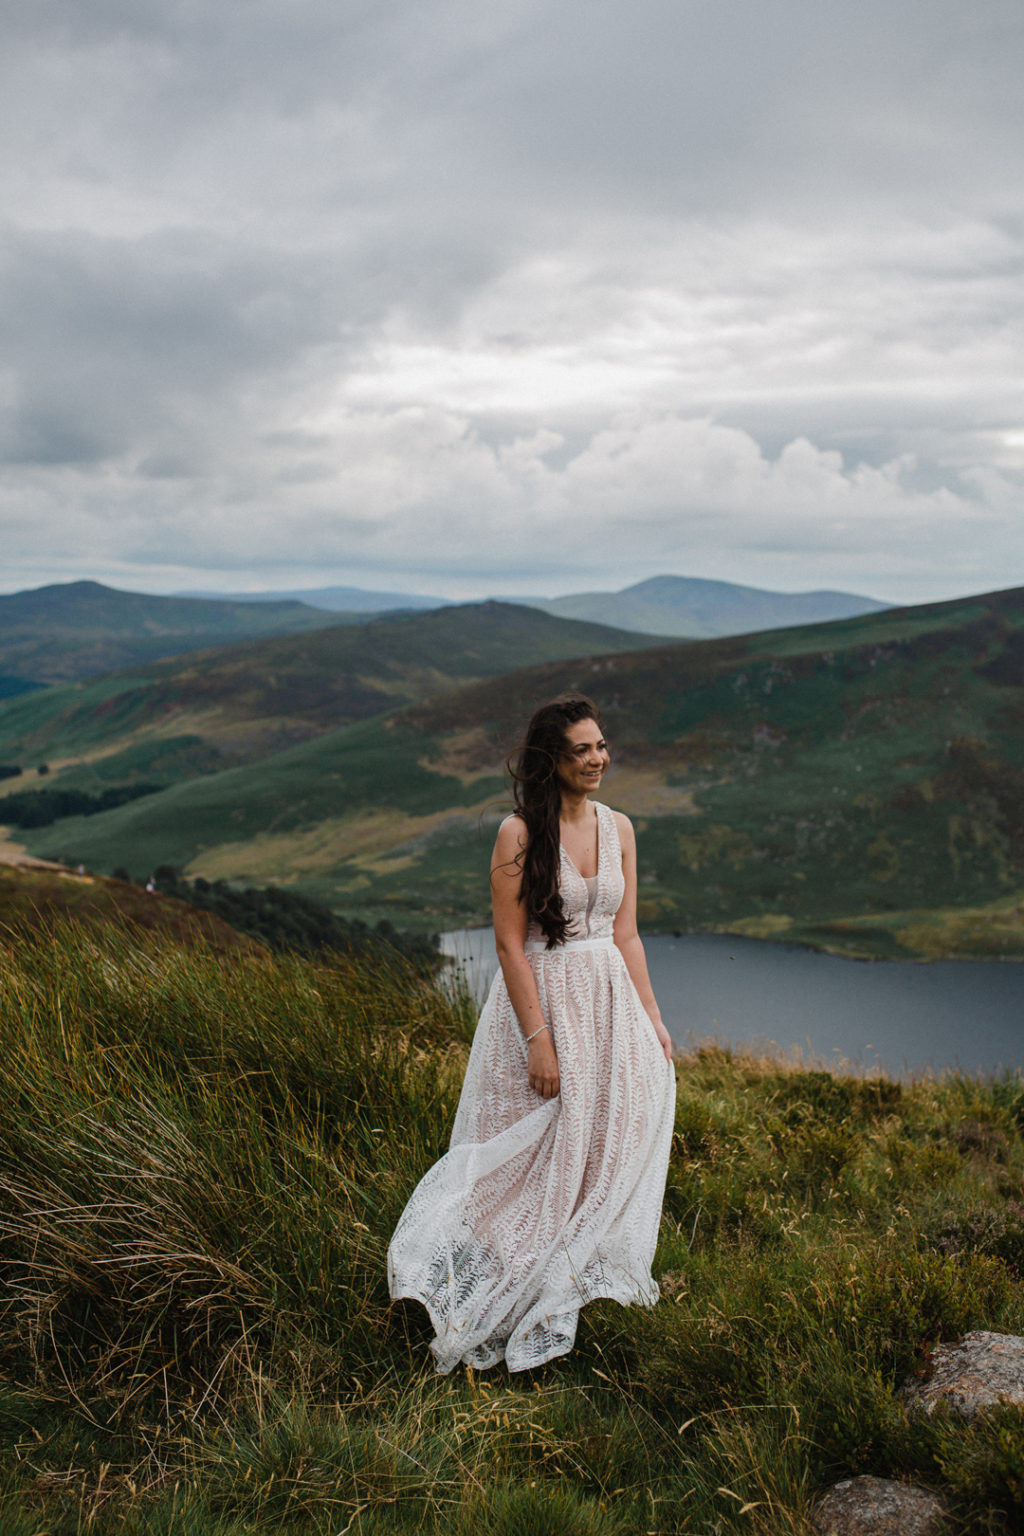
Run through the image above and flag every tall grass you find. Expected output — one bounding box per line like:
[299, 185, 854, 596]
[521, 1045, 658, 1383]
[1, 919, 1023, 1532]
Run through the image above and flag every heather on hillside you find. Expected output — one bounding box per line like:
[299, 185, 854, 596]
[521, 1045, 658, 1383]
[1, 920, 1023, 1533]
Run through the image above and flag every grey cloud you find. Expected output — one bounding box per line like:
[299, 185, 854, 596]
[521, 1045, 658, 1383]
[0, 225, 338, 465]
[405, 0, 1024, 225]
[17, 5, 1024, 186]
[17, 1, 1019, 243]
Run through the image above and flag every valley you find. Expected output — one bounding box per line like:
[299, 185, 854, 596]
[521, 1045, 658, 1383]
[1, 583, 1019, 959]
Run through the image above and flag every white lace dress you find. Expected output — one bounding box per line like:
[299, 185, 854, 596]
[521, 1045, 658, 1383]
[387, 801, 676, 1374]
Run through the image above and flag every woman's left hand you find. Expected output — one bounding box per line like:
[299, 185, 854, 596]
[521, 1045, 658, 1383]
[652, 1020, 673, 1064]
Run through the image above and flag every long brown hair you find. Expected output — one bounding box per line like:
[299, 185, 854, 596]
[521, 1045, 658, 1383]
[508, 692, 604, 948]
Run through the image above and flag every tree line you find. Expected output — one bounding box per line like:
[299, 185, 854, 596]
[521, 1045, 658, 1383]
[126, 867, 441, 969]
[0, 782, 162, 828]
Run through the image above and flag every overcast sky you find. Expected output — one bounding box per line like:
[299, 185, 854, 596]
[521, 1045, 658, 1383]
[1, 0, 1022, 604]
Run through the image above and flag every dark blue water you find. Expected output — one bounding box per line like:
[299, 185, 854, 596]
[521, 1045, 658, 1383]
[441, 929, 1024, 1079]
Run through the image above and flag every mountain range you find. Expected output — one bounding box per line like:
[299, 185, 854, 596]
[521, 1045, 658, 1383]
[0, 575, 889, 690]
[4, 582, 1020, 960]
[176, 574, 891, 638]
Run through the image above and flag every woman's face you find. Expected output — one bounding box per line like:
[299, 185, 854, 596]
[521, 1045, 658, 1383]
[556, 717, 609, 797]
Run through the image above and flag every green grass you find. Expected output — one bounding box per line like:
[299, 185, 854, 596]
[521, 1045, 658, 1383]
[2, 918, 1024, 1532]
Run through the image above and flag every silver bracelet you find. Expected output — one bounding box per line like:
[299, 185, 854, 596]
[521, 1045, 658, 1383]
[525, 1023, 550, 1043]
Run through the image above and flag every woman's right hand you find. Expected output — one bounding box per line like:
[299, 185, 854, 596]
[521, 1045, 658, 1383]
[528, 1032, 560, 1099]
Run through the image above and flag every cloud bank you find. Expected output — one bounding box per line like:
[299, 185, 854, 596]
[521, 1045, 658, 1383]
[1, 0, 1022, 601]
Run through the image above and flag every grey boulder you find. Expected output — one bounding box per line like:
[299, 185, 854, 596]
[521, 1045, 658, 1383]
[904, 1330, 1024, 1417]
[813, 1476, 948, 1535]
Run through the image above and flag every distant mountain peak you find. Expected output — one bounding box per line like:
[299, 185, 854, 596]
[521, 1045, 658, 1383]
[519, 574, 891, 640]
[619, 573, 885, 602]
[0, 579, 341, 685]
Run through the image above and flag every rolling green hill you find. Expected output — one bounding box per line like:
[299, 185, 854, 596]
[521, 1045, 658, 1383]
[0, 579, 340, 684]
[16, 585, 1024, 959]
[0, 601, 661, 790]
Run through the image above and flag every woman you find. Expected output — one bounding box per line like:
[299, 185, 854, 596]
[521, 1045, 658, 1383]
[387, 693, 675, 1373]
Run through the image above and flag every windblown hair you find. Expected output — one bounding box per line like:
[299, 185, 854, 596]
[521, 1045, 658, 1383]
[508, 692, 604, 948]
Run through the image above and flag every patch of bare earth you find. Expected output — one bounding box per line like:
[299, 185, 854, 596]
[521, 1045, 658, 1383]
[417, 727, 504, 783]
[600, 766, 697, 817]
[187, 800, 502, 883]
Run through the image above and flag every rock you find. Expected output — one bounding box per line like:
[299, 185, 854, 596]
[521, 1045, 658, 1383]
[813, 1476, 948, 1535]
[904, 1330, 1024, 1416]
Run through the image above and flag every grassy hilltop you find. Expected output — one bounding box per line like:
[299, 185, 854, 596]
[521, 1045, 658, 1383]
[0, 579, 345, 686]
[0, 857, 261, 953]
[12, 584, 1023, 959]
[1, 916, 1024, 1533]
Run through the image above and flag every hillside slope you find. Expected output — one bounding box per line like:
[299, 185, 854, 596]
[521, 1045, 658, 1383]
[4, 919, 1023, 1533]
[0, 856, 260, 953]
[0, 602, 661, 790]
[19, 585, 1024, 957]
[0, 580, 339, 684]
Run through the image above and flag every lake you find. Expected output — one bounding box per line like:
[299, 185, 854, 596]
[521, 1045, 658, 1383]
[440, 929, 1024, 1080]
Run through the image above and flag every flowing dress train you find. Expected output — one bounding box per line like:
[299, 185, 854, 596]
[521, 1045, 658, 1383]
[386, 800, 676, 1373]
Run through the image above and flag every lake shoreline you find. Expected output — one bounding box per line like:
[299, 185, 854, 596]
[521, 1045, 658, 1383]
[637, 899, 1024, 964]
[701, 922, 1024, 964]
[442, 926, 1024, 1080]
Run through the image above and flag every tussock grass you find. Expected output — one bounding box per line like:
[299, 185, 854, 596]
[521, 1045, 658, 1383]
[1, 920, 1023, 1532]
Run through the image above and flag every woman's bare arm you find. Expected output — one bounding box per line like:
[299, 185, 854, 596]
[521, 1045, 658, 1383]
[490, 816, 560, 1099]
[611, 812, 674, 1064]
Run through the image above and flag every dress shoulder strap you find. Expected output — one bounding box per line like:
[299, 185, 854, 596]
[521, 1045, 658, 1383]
[596, 800, 622, 865]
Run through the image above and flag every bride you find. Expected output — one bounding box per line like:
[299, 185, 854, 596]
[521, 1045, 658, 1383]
[387, 692, 676, 1373]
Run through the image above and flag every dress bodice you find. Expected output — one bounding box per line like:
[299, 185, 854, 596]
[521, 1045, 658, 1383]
[526, 801, 624, 947]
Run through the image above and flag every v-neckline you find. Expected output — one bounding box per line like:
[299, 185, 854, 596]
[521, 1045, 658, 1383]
[560, 803, 601, 881]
